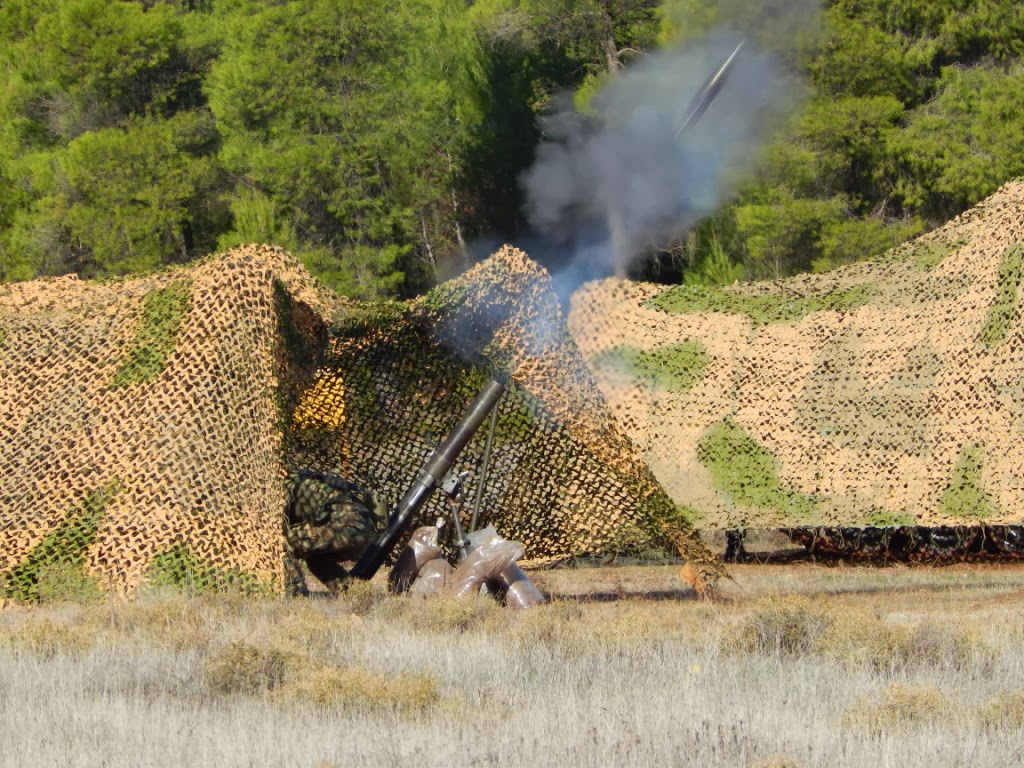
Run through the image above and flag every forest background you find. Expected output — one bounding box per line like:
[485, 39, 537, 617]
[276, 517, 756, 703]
[1, 0, 1022, 298]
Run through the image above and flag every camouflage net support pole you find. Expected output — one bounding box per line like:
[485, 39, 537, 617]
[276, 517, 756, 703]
[469, 403, 501, 534]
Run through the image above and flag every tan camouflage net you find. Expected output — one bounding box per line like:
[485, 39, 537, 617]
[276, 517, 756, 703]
[0, 244, 719, 599]
[284, 246, 718, 575]
[570, 180, 1024, 532]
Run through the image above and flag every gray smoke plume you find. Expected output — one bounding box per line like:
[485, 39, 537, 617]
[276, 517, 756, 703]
[520, 31, 802, 297]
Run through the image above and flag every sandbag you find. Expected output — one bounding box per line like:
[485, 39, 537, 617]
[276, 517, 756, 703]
[388, 525, 443, 593]
[498, 563, 546, 609]
[449, 526, 525, 598]
[408, 558, 454, 597]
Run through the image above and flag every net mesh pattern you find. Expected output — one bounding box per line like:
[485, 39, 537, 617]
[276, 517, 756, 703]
[570, 180, 1024, 530]
[0, 245, 718, 599]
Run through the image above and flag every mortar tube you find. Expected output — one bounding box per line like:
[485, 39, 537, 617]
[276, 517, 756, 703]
[349, 372, 509, 581]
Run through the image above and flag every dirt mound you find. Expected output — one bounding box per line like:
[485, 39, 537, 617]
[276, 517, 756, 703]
[0, 245, 718, 598]
[570, 180, 1024, 530]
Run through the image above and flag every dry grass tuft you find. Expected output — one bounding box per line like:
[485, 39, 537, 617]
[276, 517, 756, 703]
[894, 620, 992, 671]
[336, 579, 391, 616]
[749, 756, 804, 768]
[818, 610, 992, 672]
[978, 692, 1024, 730]
[842, 683, 956, 730]
[377, 593, 503, 634]
[1, 617, 98, 658]
[283, 661, 440, 713]
[267, 602, 336, 653]
[722, 596, 992, 671]
[203, 642, 293, 695]
[198, 618, 442, 713]
[509, 599, 587, 650]
[725, 596, 832, 655]
[80, 593, 214, 652]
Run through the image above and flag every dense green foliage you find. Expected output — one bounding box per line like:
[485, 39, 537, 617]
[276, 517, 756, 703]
[669, 0, 1024, 281]
[0, 0, 657, 295]
[1, 0, 1022, 293]
[147, 543, 274, 594]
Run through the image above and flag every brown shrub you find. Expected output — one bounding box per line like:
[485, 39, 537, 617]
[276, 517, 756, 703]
[336, 580, 391, 616]
[376, 592, 504, 635]
[268, 603, 335, 654]
[80, 593, 214, 652]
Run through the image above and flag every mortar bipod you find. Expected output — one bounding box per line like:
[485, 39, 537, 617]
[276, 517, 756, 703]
[441, 469, 471, 559]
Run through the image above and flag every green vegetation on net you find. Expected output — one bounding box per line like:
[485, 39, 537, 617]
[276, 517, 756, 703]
[110, 280, 192, 387]
[1, 480, 121, 603]
[591, 340, 709, 394]
[647, 283, 875, 326]
[978, 243, 1023, 348]
[917, 239, 967, 270]
[697, 418, 816, 518]
[793, 343, 941, 455]
[146, 544, 274, 596]
[882, 236, 969, 271]
[940, 443, 1001, 521]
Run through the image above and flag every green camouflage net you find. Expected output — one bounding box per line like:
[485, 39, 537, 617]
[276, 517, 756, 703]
[0, 245, 719, 600]
[570, 180, 1024, 533]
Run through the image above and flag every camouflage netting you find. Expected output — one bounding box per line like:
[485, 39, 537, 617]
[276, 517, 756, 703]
[569, 180, 1024, 531]
[0, 244, 719, 599]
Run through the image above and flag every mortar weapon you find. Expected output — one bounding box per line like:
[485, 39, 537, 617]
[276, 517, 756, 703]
[675, 39, 745, 140]
[348, 372, 509, 580]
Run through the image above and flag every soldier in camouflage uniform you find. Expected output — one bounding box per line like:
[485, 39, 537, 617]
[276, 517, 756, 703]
[283, 471, 387, 596]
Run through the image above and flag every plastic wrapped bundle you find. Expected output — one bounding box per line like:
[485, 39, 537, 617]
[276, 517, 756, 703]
[449, 526, 525, 598]
[388, 525, 443, 593]
[408, 558, 454, 597]
[498, 563, 546, 609]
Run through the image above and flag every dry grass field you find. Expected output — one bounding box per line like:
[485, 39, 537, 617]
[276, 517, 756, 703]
[2, 561, 1023, 768]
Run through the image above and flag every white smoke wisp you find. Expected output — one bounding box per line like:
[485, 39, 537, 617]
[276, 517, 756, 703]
[520, 32, 802, 298]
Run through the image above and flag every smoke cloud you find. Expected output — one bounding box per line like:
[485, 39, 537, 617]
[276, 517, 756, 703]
[520, 31, 802, 298]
